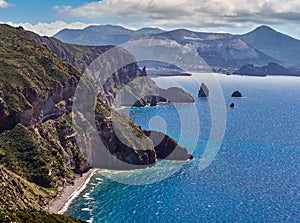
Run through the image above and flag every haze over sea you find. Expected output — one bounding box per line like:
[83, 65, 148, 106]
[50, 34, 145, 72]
[66, 74, 300, 222]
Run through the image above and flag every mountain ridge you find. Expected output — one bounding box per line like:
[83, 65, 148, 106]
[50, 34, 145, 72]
[238, 25, 300, 66]
[54, 24, 165, 46]
[53, 24, 300, 69]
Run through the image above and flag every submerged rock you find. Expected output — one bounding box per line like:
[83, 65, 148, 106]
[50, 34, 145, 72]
[231, 91, 242, 97]
[198, 83, 209, 97]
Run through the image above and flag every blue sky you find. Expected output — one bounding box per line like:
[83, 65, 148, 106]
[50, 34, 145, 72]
[0, 0, 93, 23]
[1, 0, 300, 38]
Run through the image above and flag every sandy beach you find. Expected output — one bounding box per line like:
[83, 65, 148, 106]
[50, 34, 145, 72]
[48, 168, 100, 214]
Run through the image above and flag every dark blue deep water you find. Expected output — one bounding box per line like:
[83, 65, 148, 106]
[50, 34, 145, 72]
[66, 74, 300, 222]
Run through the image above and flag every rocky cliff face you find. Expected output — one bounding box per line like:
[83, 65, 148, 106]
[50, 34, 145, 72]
[0, 24, 90, 195]
[27, 31, 195, 107]
[144, 130, 193, 160]
[92, 101, 157, 169]
[0, 24, 194, 211]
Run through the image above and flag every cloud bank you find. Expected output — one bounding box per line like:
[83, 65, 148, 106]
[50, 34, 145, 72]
[0, 0, 12, 8]
[5, 21, 97, 36]
[54, 0, 300, 28]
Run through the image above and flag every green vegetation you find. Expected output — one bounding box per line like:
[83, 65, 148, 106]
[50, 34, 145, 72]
[0, 167, 56, 210]
[0, 24, 80, 115]
[95, 99, 111, 117]
[0, 24, 164, 219]
[0, 123, 73, 188]
[0, 209, 85, 223]
[0, 24, 88, 214]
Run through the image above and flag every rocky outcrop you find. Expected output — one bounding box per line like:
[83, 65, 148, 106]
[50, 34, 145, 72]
[144, 130, 193, 161]
[231, 91, 242, 97]
[90, 101, 157, 169]
[114, 75, 194, 107]
[160, 87, 194, 103]
[230, 103, 235, 108]
[198, 83, 209, 97]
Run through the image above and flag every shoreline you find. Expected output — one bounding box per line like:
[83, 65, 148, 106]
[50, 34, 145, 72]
[48, 168, 100, 215]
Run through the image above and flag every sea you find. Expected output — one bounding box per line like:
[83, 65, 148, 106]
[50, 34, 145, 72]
[66, 73, 300, 222]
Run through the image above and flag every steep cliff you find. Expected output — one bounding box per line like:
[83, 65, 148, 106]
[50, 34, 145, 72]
[0, 24, 91, 210]
[144, 131, 193, 160]
[0, 24, 193, 213]
[25, 30, 194, 107]
[0, 167, 53, 210]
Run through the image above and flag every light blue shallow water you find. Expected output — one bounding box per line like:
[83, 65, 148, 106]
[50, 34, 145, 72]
[67, 74, 300, 222]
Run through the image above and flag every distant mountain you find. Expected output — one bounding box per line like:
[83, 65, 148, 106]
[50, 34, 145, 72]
[234, 62, 300, 76]
[134, 27, 165, 35]
[123, 29, 276, 71]
[54, 25, 165, 46]
[54, 26, 278, 71]
[238, 25, 300, 66]
[54, 24, 300, 71]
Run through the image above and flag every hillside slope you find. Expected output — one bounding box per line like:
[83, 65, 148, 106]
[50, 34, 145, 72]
[26, 29, 194, 107]
[238, 25, 300, 66]
[0, 24, 192, 212]
[0, 24, 91, 210]
[124, 29, 276, 70]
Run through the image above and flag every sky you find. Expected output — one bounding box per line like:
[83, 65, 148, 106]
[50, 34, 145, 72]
[1, 0, 300, 38]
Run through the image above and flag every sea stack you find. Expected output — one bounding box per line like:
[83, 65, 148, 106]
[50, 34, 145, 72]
[231, 91, 242, 97]
[198, 83, 209, 97]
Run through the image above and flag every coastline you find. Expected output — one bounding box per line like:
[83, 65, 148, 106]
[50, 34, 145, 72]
[48, 168, 100, 215]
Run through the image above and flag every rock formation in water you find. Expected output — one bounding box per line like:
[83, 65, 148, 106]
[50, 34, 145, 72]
[230, 103, 235, 108]
[231, 91, 242, 97]
[198, 83, 209, 97]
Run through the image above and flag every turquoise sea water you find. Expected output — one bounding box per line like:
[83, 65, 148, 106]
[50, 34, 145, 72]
[67, 74, 300, 222]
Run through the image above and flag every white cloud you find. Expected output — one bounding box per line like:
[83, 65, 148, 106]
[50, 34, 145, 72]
[0, 0, 13, 8]
[54, 0, 300, 29]
[5, 21, 98, 36]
